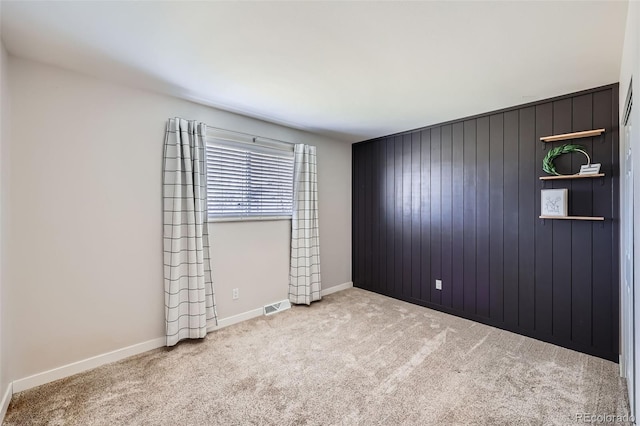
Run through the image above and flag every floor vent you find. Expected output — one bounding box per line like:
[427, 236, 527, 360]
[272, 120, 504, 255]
[264, 300, 291, 316]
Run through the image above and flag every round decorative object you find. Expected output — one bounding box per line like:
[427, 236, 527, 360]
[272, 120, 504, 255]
[542, 144, 591, 176]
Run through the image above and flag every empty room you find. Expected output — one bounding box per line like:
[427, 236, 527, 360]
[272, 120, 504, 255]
[0, 1, 639, 425]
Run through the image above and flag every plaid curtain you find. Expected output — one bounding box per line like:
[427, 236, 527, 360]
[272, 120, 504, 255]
[289, 144, 322, 305]
[163, 118, 217, 346]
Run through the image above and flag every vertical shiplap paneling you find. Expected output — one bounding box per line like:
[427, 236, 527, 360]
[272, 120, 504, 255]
[611, 86, 620, 357]
[476, 117, 490, 318]
[402, 135, 413, 297]
[452, 123, 465, 310]
[551, 98, 573, 342]
[441, 125, 454, 308]
[571, 94, 594, 347]
[394, 136, 404, 296]
[364, 142, 373, 290]
[411, 132, 422, 300]
[419, 130, 431, 302]
[430, 127, 442, 305]
[386, 138, 396, 295]
[489, 114, 505, 323]
[592, 89, 615, 354]
[503, 110, 520, 326]
[371, 139, 381, 294]
[518, 107, 536, 331]
[534, 103, 554, 336]
[352, 85, 619, 361]
[378, 139, 387, 294]
[354, 142, 364, 289]
[463, 120, 477, 313]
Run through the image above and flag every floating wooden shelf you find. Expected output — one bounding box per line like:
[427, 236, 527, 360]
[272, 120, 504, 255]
[540, 128, 605, 143]
[539, 215, 605, 221]
[539, 173, 604, 181]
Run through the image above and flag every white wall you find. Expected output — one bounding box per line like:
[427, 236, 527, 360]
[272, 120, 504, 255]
[0, 39, 10, 399]
[6, 56, 351, 381]
[618, 0, 639, 417]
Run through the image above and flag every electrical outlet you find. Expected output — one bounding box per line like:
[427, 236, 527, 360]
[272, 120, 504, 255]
[435, 279, 442, 290]
[232, 288, 239, 300]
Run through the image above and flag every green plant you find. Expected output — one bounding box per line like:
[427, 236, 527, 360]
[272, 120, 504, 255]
[542, 144, 590, 176]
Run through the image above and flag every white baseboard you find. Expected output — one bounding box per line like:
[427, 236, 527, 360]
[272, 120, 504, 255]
[322, 281, 353, 296]
[0, 382, 12, 422]
[13, 309, 267, 394]
[207, 307, 264, 332]
[12, 337, 165, 393]
[12, 281, 354, 394]
[620, 355, 624, 377]
[208, 281, 353, 331]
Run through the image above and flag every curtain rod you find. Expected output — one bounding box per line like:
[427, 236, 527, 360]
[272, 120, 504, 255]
[205, 125, 295, 148]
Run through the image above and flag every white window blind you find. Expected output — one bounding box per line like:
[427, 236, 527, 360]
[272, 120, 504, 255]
[206, 140, 294, 220]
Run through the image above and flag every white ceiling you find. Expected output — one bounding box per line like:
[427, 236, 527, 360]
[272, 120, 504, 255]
[0, 1, 629, 142]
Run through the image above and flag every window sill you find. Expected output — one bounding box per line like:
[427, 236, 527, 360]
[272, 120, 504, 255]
[208, 216, 292, 223]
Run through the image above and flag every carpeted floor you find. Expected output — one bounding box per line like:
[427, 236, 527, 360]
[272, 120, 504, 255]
[4, 288, 631, 425]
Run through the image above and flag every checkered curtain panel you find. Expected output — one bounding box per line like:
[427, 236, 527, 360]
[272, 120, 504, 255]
[163, 118, 217, 347]
[289, 144, 322, 305]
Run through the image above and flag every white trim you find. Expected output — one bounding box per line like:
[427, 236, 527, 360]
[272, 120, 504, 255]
[12, 306, 266, 394]
[12, 338, 165, 393]
[207, 307, 264, 332]
[0, 382, 12, 423]
[10, 282, 355, 394]
[321, 281, 353, 296]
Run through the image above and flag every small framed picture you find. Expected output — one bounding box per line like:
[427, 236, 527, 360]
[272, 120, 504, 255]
[541, 189, 568, 217]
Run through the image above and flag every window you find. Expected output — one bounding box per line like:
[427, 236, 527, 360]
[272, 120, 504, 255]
[206, 139, 294, 220]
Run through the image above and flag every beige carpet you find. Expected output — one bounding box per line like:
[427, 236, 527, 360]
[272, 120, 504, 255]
[4, 288, 631, 425]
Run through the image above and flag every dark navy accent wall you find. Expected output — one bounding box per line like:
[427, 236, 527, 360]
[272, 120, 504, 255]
[352, 84, 619, 361]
